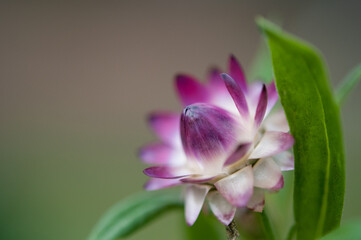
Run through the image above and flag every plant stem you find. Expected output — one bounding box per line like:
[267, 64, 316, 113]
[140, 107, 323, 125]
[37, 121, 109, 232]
[286, 224, 296, 240]
[226, 220, 240, 240]
[259, 211, 276, 240]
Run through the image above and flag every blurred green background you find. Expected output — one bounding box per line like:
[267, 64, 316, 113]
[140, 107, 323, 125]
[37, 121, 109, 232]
[1, 1, 361, 239]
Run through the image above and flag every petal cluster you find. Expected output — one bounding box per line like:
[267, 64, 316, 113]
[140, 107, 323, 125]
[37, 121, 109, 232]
[140, 55, 294, 226]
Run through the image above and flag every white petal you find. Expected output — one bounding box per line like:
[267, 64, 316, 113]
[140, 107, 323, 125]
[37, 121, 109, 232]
[214, 166, 253, 207]
[265, 82, 279, 117]
[273, 151, 294, 171]
[185, 184, 211, 226]
[246, 81, 263, 118]
[208, 191, 236, 225]
[253, 158, 283, 189]
[144, 178, 182, 190]
[249, 131, 294, 159]
[247, 188, 265, 212]
[263, 110, 290, 132]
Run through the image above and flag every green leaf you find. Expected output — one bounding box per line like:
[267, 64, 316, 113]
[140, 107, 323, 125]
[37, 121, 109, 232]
[335, 63, 361, 105]
[257, 18, 345, 240]
[87, 189, 183, 240]
[320, 220, 361, 240]
[185, 213, 225, 240]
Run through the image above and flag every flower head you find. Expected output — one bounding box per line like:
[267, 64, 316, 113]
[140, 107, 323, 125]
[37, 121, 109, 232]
[140, 55, 294, 226]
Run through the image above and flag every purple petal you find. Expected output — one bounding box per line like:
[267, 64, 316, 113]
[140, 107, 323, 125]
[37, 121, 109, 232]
[254, 84, 268, 128]
[229, 55, 248, 92]
[144, 178, 183, 190]
[271, 176, 284, 191]
[185, 184, 211, 226]
[208, 68, 223, 86]
[208, 69, 233, 102]
[148, 112, 181, 145]
[214, 166, 254, 207]
[180, 103, 240, 164]
[249, 131, 294, 159]
[139, 143, 174, 164]
[247, 82, 263, 99]
[206, 69, 238, 114]
[221, 73, 249, 118]
[208, 191, 236, 225]
[247, 188, 265, 212]
[266, 81, 279, 115]
[175, 74, 209, 106]
[273, 151, 294, 171]
[253, 158, 283, 189]
[223, 142, 253, 167]
[143, 166, 190, 179]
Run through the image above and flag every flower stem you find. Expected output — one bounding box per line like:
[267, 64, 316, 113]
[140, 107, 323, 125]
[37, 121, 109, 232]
[259, 211, 276, 240]
[225, 220, 240, 240]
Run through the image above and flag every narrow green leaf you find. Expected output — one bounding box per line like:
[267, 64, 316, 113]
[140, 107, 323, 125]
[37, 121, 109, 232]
[320, 220, 361, 240]
[335, 63, 361, 105]
[87, 190, 183, 240]
[257, 18, 345, 240]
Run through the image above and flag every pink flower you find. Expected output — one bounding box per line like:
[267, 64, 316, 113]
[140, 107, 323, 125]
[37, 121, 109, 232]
[140, 55, 294, 226]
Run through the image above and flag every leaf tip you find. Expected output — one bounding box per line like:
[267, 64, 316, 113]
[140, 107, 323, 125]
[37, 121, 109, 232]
[255, 17, 282, 36]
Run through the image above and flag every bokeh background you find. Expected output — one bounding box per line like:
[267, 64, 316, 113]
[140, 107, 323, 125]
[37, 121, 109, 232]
[1, 1, 361, 239]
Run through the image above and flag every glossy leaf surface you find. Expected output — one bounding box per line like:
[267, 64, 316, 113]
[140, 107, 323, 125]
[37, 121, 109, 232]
[257, 18, 345, 240]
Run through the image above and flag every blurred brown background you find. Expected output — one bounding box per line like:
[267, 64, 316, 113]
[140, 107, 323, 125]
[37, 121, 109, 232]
[1, 1, 360, 239]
